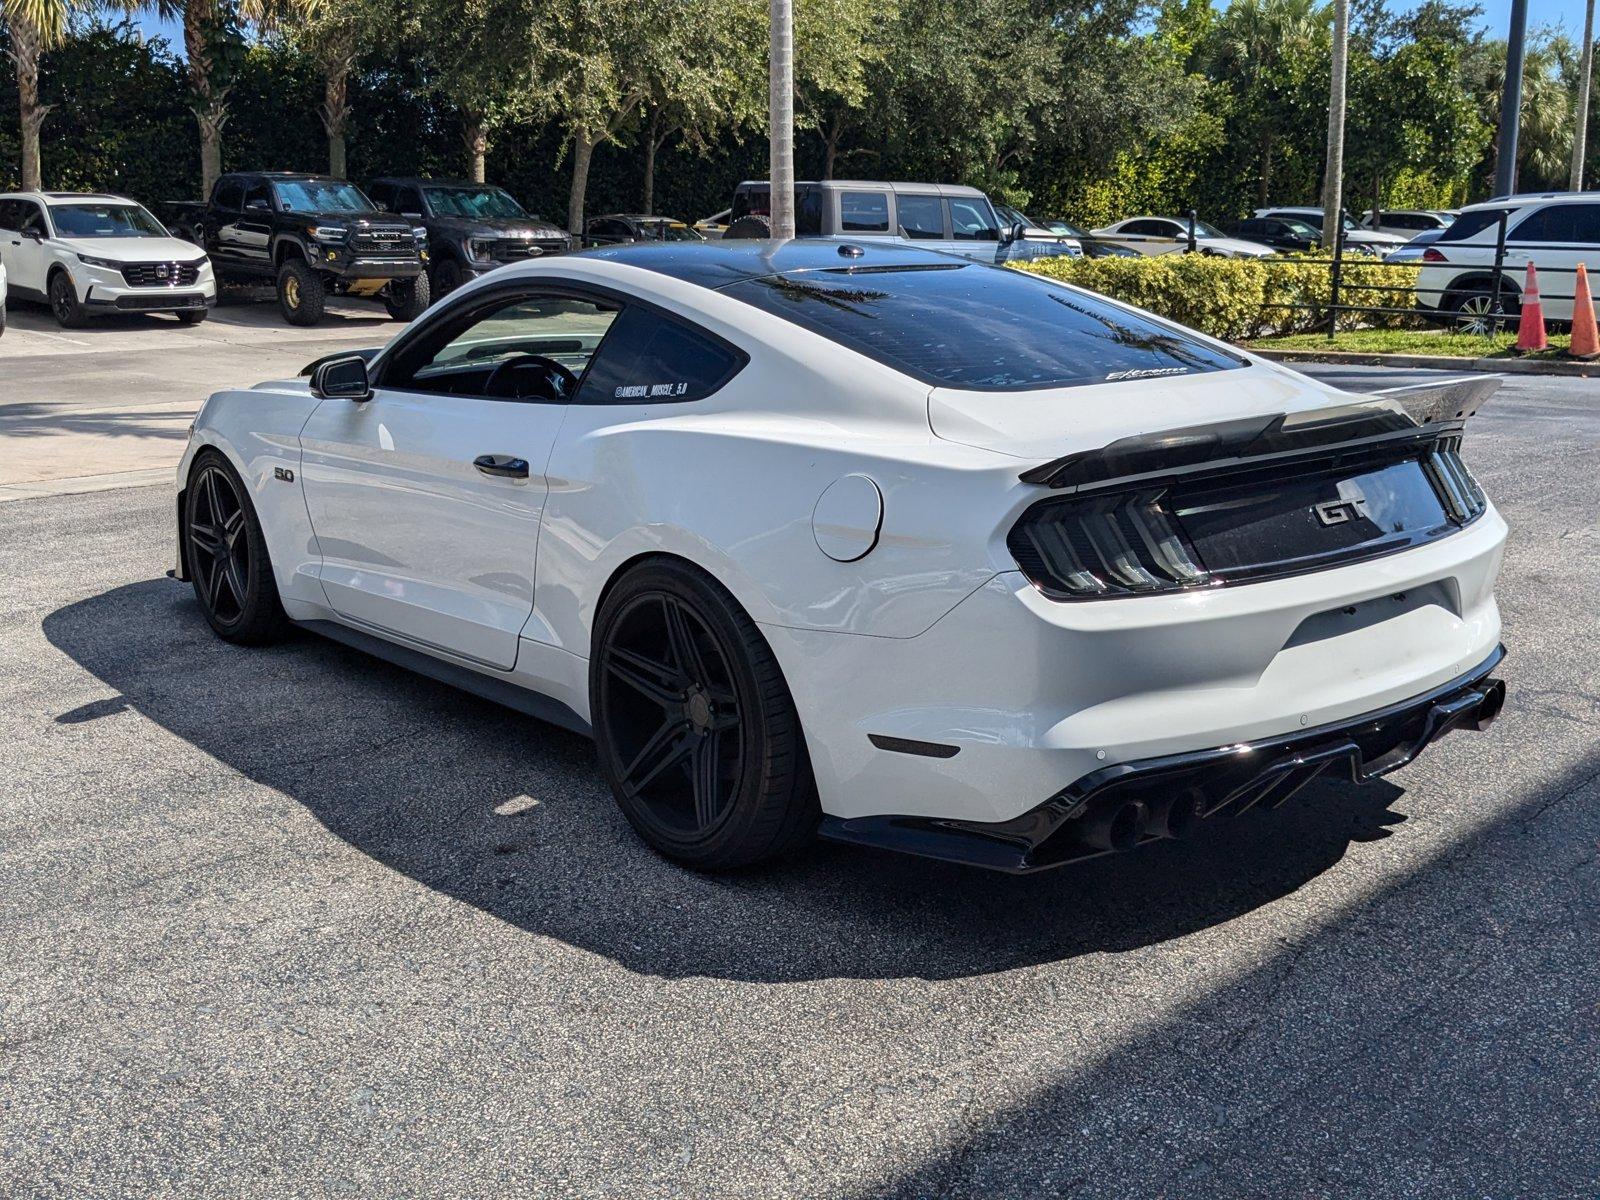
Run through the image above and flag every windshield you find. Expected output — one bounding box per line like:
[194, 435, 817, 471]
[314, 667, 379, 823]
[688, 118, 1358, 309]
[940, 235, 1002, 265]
[51, 203, 167, 238]
[423, 186, 526, 219]
[1281, 219, 1320, 238]
[273, 180, 373, 213]
[1046, 220, 1085, 236]
[724, 262, 1243, 391]
[1194, 220, 1226, 238]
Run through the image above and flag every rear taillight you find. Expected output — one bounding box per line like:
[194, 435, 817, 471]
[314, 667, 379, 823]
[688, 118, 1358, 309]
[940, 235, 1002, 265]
[1007, 490, 1212, 598]
[1422, 247, 1447, 263]
[1423, 442, 1486, 523]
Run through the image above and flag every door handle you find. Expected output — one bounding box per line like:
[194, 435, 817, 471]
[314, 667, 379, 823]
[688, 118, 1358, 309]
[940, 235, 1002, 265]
[474, 454, 529, 479]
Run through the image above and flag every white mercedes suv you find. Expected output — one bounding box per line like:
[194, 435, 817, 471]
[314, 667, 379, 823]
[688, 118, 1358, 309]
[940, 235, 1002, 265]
[1415, 193, 1600, 331]
[0, 191, 216, 327]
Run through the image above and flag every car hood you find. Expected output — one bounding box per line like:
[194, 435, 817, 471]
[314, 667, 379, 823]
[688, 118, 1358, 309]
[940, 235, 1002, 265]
[927, 360, 1363, 463]
[428, 215, 568, 240]
[56, 236, 209, 262]
[1201, 236, 1274, 256]
[1345, 229, 1407, 245]
[301, 212, 413, 230]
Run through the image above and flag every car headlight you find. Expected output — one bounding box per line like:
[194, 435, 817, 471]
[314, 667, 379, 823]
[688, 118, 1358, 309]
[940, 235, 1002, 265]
[466, 238, 495, 262]
[75, 252, 121, 270]
[308, 226, 348, 243]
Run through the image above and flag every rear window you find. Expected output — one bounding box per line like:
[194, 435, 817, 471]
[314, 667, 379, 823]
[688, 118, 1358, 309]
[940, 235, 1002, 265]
[577, 305, 746, 404]
[1439, 208, 1512, 243]
[722, 263, 1243, 391]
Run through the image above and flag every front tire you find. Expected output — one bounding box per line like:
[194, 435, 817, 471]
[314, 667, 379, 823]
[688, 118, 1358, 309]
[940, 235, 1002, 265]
[591, 560, 818, 869]
[384, 273, 430, 320]
[49, 271, 86, 328]
[432, 258, 466, 299]
[185, 450, 289, 645]
[277, 258, 325, 326]
[176, 308, 207, 326]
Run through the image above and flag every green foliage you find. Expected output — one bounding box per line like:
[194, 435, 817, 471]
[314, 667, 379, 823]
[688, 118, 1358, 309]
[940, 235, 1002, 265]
[1014, 253, 1417, 341]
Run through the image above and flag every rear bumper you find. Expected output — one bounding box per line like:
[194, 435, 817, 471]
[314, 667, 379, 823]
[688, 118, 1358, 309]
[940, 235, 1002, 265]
[821, 645, 1506, 872]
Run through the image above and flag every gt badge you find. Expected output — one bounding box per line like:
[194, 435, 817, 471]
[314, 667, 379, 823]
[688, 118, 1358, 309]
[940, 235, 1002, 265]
[1313, 498, 1366, 526]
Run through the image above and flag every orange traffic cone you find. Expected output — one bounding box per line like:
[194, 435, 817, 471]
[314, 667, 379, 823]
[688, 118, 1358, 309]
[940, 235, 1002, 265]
[1570, 263, 1599, 361]
[1515, 262, 1547, 352]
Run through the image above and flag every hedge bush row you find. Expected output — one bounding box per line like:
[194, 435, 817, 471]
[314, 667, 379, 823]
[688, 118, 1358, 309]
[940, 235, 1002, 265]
[1015, 253, 1422, 342]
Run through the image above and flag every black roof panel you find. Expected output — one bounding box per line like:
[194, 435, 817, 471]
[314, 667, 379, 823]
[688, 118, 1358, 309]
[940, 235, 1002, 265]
[582, 238, 971, 290]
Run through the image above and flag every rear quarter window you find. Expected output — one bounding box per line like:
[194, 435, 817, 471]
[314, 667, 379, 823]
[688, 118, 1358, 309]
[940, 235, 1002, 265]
[577, 306, 747, 404]
[722, 263, 1243, 392]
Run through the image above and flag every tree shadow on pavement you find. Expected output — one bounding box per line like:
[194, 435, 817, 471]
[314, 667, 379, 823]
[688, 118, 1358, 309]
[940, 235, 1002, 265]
[45, 578, 1411, 985]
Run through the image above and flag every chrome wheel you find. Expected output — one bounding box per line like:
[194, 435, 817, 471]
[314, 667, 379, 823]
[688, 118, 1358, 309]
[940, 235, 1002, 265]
[596, 592, 744, 837]
[1452, 290, 1513, 335]
[188, 463, 251, 626]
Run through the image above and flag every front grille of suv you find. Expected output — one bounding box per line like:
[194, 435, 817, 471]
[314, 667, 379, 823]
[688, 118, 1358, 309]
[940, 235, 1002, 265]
[489, 237, 570, 261]
[120, 261, 202, 288]
[350, 228, 416, 258]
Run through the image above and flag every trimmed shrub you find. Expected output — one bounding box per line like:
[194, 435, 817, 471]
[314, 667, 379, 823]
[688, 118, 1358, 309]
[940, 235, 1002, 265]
[1015, 253, 1418, 341]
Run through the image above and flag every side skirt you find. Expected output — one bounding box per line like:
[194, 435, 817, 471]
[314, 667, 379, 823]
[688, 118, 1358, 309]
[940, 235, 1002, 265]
[298, 618, 593, 738]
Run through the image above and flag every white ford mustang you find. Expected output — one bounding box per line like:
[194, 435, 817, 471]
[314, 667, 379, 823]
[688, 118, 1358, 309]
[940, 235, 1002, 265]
[173, 240, 1507, 871]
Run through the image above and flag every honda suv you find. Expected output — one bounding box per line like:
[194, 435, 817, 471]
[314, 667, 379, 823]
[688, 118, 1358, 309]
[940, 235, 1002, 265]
[0, 191, 215, 327]
[1415, 193, 1600, 331]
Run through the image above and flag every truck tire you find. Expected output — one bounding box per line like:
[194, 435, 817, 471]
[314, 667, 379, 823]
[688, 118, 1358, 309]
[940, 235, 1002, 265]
[277, 258, 325, 326]
[384, 273, 431, 321]
[723, 215, 772, 240]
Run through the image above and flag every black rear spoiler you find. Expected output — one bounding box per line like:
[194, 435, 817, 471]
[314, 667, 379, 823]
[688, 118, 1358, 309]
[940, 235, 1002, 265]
[299, 347, 381, 377]
[1019, 376, 1500, 490]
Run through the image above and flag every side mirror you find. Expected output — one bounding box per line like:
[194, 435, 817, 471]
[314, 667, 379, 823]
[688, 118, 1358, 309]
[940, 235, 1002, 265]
[245, 198, 270, 213]
[400, 211, 422, 220]
[20, 226, 43, 241]
[1002, 220, 1026, 245]
[311, 354, 372, 402]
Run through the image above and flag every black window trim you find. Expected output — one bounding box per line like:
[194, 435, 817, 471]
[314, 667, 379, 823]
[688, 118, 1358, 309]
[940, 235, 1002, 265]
[371, 276, 750, 407]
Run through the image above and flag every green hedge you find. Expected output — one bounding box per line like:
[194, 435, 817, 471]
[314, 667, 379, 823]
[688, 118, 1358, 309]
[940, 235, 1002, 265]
[1015, 253, 1420, 342]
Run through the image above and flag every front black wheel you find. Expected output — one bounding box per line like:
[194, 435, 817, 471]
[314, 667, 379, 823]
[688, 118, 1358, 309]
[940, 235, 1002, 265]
[176, 308, 207, 326]
[591, 560, 818, 869]
[49, 271, 86, 328]
[185, 450, 289, 645]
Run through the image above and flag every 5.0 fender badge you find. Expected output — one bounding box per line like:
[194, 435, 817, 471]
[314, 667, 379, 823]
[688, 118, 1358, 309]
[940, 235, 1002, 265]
[274, 466, 295, 483]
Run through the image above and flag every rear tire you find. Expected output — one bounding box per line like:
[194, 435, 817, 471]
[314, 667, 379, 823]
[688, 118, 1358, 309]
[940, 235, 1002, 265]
[1447, 285, 1518, 335]
[384, 272, 430, 321]
[591, 559, 818, 869]
[723, 215, 772, 240]
[277, 258, 325, 326]
[176, 308, 207, 326]
[49, 270, 86, 328]
[184, 449, 290, 646]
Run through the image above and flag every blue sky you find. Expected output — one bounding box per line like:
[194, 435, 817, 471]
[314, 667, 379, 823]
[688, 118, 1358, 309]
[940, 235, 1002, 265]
[131, 0, 1592, 54]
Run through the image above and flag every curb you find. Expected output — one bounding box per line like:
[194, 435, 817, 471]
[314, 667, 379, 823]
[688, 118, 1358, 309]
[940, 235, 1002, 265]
[1251, 348, 1599, 378]
[0, 468, 171, 504]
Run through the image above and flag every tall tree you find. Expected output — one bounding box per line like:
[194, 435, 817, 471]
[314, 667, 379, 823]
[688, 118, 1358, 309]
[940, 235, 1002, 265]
[2, 0, 67, 189]
[1320, 0, 1348, 249]
[792, 0, 894, 179]
[1572, 0, 1595, 188]
[285, 0, 382, 177]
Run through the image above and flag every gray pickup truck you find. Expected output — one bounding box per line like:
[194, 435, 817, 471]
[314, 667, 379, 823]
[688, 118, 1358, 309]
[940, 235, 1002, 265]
[721, 180, 1078, 264]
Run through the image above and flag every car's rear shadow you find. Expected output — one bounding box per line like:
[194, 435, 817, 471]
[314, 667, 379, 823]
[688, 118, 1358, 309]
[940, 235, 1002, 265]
[43, 578, 1408, 983]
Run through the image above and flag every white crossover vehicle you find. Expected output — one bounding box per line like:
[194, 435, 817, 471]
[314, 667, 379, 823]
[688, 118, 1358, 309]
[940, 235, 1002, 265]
[0, 191, 215, 326]
[172, 241, 1507, 872]
[1089, 216, 1275, 258]
[0, 256, 7, 337]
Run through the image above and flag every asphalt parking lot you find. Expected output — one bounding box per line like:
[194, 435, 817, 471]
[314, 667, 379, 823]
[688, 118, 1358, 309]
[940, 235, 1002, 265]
[2, 319, 1598, 1197]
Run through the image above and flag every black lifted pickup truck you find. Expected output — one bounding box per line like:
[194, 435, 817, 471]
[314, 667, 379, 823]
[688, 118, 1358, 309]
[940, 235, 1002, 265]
[168, 172, 429, 325]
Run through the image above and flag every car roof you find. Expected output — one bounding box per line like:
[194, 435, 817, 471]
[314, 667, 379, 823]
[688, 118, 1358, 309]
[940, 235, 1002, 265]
[1461, 190, 1600, 211]
[225, 172, 347, 183]
[735, 179, 987, 198]
[593, 214, 680, 222]
[578, 238, 979, 289]
[370, 177, 500, 188]
[7, 192, 137, 205]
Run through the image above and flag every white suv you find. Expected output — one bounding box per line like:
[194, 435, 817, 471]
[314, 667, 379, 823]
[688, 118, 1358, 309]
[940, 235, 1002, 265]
[0, 191, 216, 327]
[1416, 193, 1600, 331]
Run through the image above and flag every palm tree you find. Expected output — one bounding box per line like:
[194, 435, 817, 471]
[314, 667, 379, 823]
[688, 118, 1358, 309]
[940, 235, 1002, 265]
[768, 0, 794, 237]
[1572, 0, 1595, 188]
[1320, 0, 1349, 253]
[3, 0, 70, 189]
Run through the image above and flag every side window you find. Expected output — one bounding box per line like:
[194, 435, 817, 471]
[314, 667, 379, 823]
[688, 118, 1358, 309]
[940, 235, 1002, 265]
[242, 180, 273, 212]
[897, 194, 944, 239]
[796, 188, 823, 236]
[948, 198, 1000, 240]
[0, 200, 17, 230]
[396, 187, 424, 216]
[577, 305, 745, 405]
[386, 293, 619, 401]
[367, 182, 393, 210]
[20, 202, 48, 236]
[1510, 204, 1600, 244]
[840, 191, 890, 234]
[215, 179, 244, 212]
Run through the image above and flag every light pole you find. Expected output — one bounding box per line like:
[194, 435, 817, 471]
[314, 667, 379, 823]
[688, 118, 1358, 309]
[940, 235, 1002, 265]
[1495, 0, 1530, 197]
[1572, 0, 1595, 190]
[769, 0, 795, 239]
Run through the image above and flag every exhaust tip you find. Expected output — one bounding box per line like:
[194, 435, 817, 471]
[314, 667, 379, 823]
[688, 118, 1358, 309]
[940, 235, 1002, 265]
[1148, 790, 1203, 840]
[1473, 679, 1506, 731]
[1079, 800, 1145, 853]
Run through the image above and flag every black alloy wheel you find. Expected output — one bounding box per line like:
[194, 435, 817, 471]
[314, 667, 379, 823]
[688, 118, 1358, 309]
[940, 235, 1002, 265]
[49, 271, 86, 328]
[592, 561, 817, 869]
[185, 452, 288, 644]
